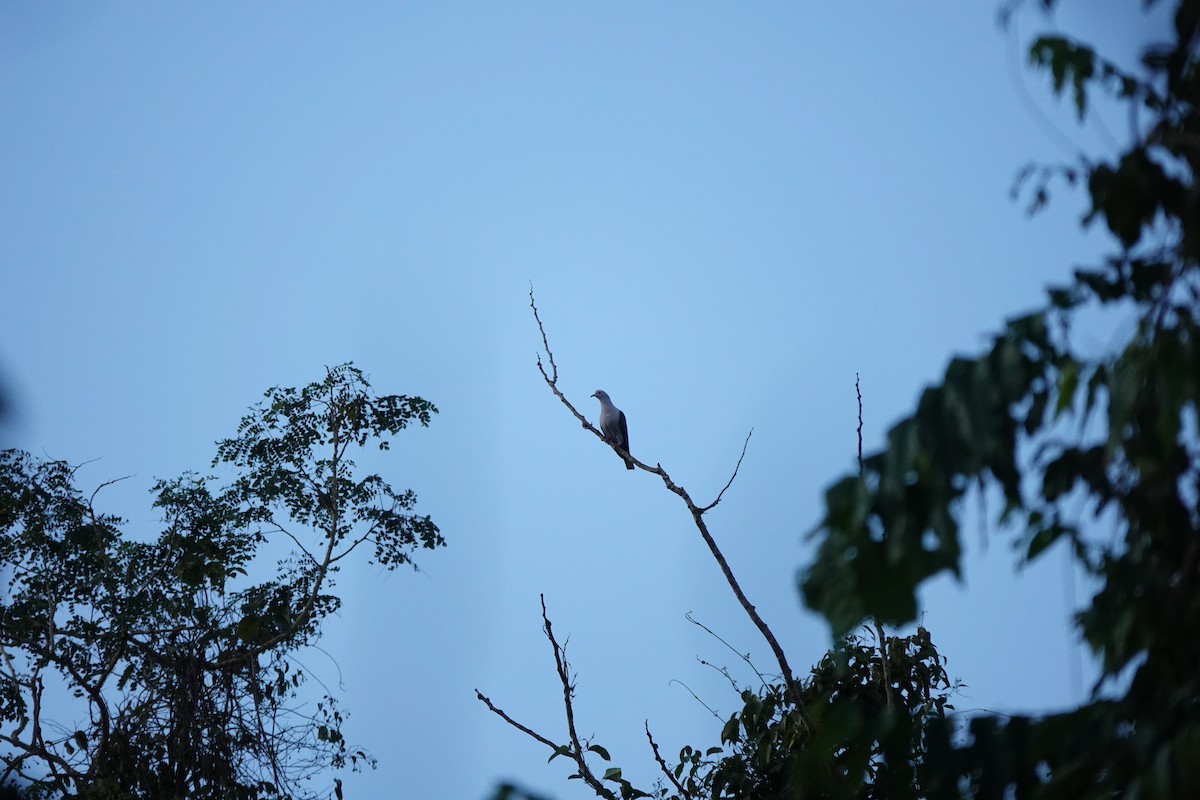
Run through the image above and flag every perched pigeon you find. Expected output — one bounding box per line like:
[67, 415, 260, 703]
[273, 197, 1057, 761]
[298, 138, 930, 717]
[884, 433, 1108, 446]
[591, 390, 634, 470]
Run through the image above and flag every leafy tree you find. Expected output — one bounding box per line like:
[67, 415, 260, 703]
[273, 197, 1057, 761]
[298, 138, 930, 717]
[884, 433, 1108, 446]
[803, 0, 1200, 796]
[0, 364, 441, 799]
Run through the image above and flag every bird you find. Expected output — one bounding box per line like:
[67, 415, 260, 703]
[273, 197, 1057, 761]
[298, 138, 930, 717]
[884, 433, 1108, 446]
[591, 390, 634, 470]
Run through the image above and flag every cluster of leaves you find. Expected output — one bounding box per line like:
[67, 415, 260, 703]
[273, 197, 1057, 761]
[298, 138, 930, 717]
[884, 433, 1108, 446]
[684, 627, 952, 800]
[0, 364, 441, 799]
[804, 1, 1199, 796]
[511, 625, 952, 800]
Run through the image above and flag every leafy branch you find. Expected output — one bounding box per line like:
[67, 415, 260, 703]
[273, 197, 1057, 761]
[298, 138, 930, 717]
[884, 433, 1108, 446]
[0, 364, 440, 799]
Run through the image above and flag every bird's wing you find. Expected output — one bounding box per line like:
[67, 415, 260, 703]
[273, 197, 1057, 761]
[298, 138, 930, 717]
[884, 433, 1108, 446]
[598, 408, 615, 442]
[618, 410, 633, 469]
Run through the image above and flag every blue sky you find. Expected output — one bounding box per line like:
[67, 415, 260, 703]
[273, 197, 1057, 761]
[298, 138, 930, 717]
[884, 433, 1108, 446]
[0, 2, 1168, 798]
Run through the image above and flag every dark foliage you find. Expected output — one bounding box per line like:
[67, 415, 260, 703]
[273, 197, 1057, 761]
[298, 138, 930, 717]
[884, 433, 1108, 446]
[0, 364, 441, 799]
[804, 1, 1200, 796]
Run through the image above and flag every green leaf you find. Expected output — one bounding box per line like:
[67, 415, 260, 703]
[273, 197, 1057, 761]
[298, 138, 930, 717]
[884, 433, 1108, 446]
[602, 768, 623, 782]
[1027, 524, 1064, 561]
[587, 744, 611, 761]
[1055, 361, 1080, 418]
[548, 744, 572, 763]
[721, 714, 740, 744]
[236, 614, 262, 643]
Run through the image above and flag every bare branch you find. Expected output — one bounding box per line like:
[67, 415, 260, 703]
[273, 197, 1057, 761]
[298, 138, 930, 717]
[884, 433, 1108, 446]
[540, 595, 619, 800]
[646, 721, 692, 800]
[856, 372, 864, 476]
[686, 612, 768, 688]
[698, 660, 744, 696]
[528, 288, 803, 714]
[529, 286, 644, 472]
[658, 467, 801, 708]
[697, 429, 753, 513]
[474, 596, 621, 799]
[473, 690, 559, 751]
[89, 473, 135, 510]
[530, 282, 559, 386]
[669, 677, 722, 719]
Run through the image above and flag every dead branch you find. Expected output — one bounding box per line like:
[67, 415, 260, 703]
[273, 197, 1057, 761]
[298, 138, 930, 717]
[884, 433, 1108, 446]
[540, 595, 619, 800]
[475, 595, 620, 800]
[697, 429, 752, 513]
[529, 287, 803, 711]
[473, 691, 557, 751]
[855, 372, 864, 476]
[529, 288, 642, 472]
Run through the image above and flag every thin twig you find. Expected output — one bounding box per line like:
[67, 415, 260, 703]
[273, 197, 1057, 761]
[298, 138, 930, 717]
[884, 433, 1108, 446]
[475, 597, 622, 799]
[473, 690, 558, 750]
[663, 472, 800, 705]
[669, 677, 722, 719]
[529, 286, 644, 472]
[89, 474, 135, 509]
[540, 595, 619, 800]
[855, 373, 864, 476]
[857, 375, 894, 709]
[696, 659, 741, 692]
[530, 281, 559, 385]
[698, 429, 753, 512]
[529, 288, 804, 718]
[686, 612, 768, 688]
[646, 721, 692, 800]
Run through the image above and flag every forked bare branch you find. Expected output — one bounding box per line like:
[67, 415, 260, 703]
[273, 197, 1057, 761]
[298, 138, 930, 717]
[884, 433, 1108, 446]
[697, 428, 752, 513]
[686, 611, 769, 689]
[476, 595, 619, 800]
[474, 691, 557, 751]
[528, 287, 802, 708]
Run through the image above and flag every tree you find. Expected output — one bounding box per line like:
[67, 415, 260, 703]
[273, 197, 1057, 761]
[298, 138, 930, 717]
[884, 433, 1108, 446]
[0, 364, 442, 799]
[803, 0, 1200, 796]
[487, 1, 1199, 797]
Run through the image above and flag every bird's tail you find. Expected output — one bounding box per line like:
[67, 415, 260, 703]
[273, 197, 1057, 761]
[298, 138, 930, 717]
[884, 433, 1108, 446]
[624, 458, 634, 470]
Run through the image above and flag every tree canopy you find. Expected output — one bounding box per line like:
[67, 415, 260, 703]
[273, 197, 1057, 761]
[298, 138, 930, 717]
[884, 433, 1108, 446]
[802, 0, 1199, 796]
[0, 364, 441, 799]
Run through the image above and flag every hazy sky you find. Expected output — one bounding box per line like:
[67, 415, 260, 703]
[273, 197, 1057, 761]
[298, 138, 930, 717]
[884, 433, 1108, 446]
[0, 3, 1167, 798]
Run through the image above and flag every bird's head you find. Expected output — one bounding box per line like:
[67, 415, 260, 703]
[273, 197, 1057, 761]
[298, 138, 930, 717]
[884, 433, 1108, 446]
[591, 390, 608, 401]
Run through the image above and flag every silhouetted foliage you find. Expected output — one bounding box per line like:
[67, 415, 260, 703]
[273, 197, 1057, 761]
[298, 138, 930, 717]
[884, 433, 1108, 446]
[804, 1, 1200, 796]
[0, 364, 441, 799]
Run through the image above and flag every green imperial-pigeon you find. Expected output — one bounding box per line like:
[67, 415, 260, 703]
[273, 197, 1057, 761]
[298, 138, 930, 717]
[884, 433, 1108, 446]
[591, 389, 634, 470]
